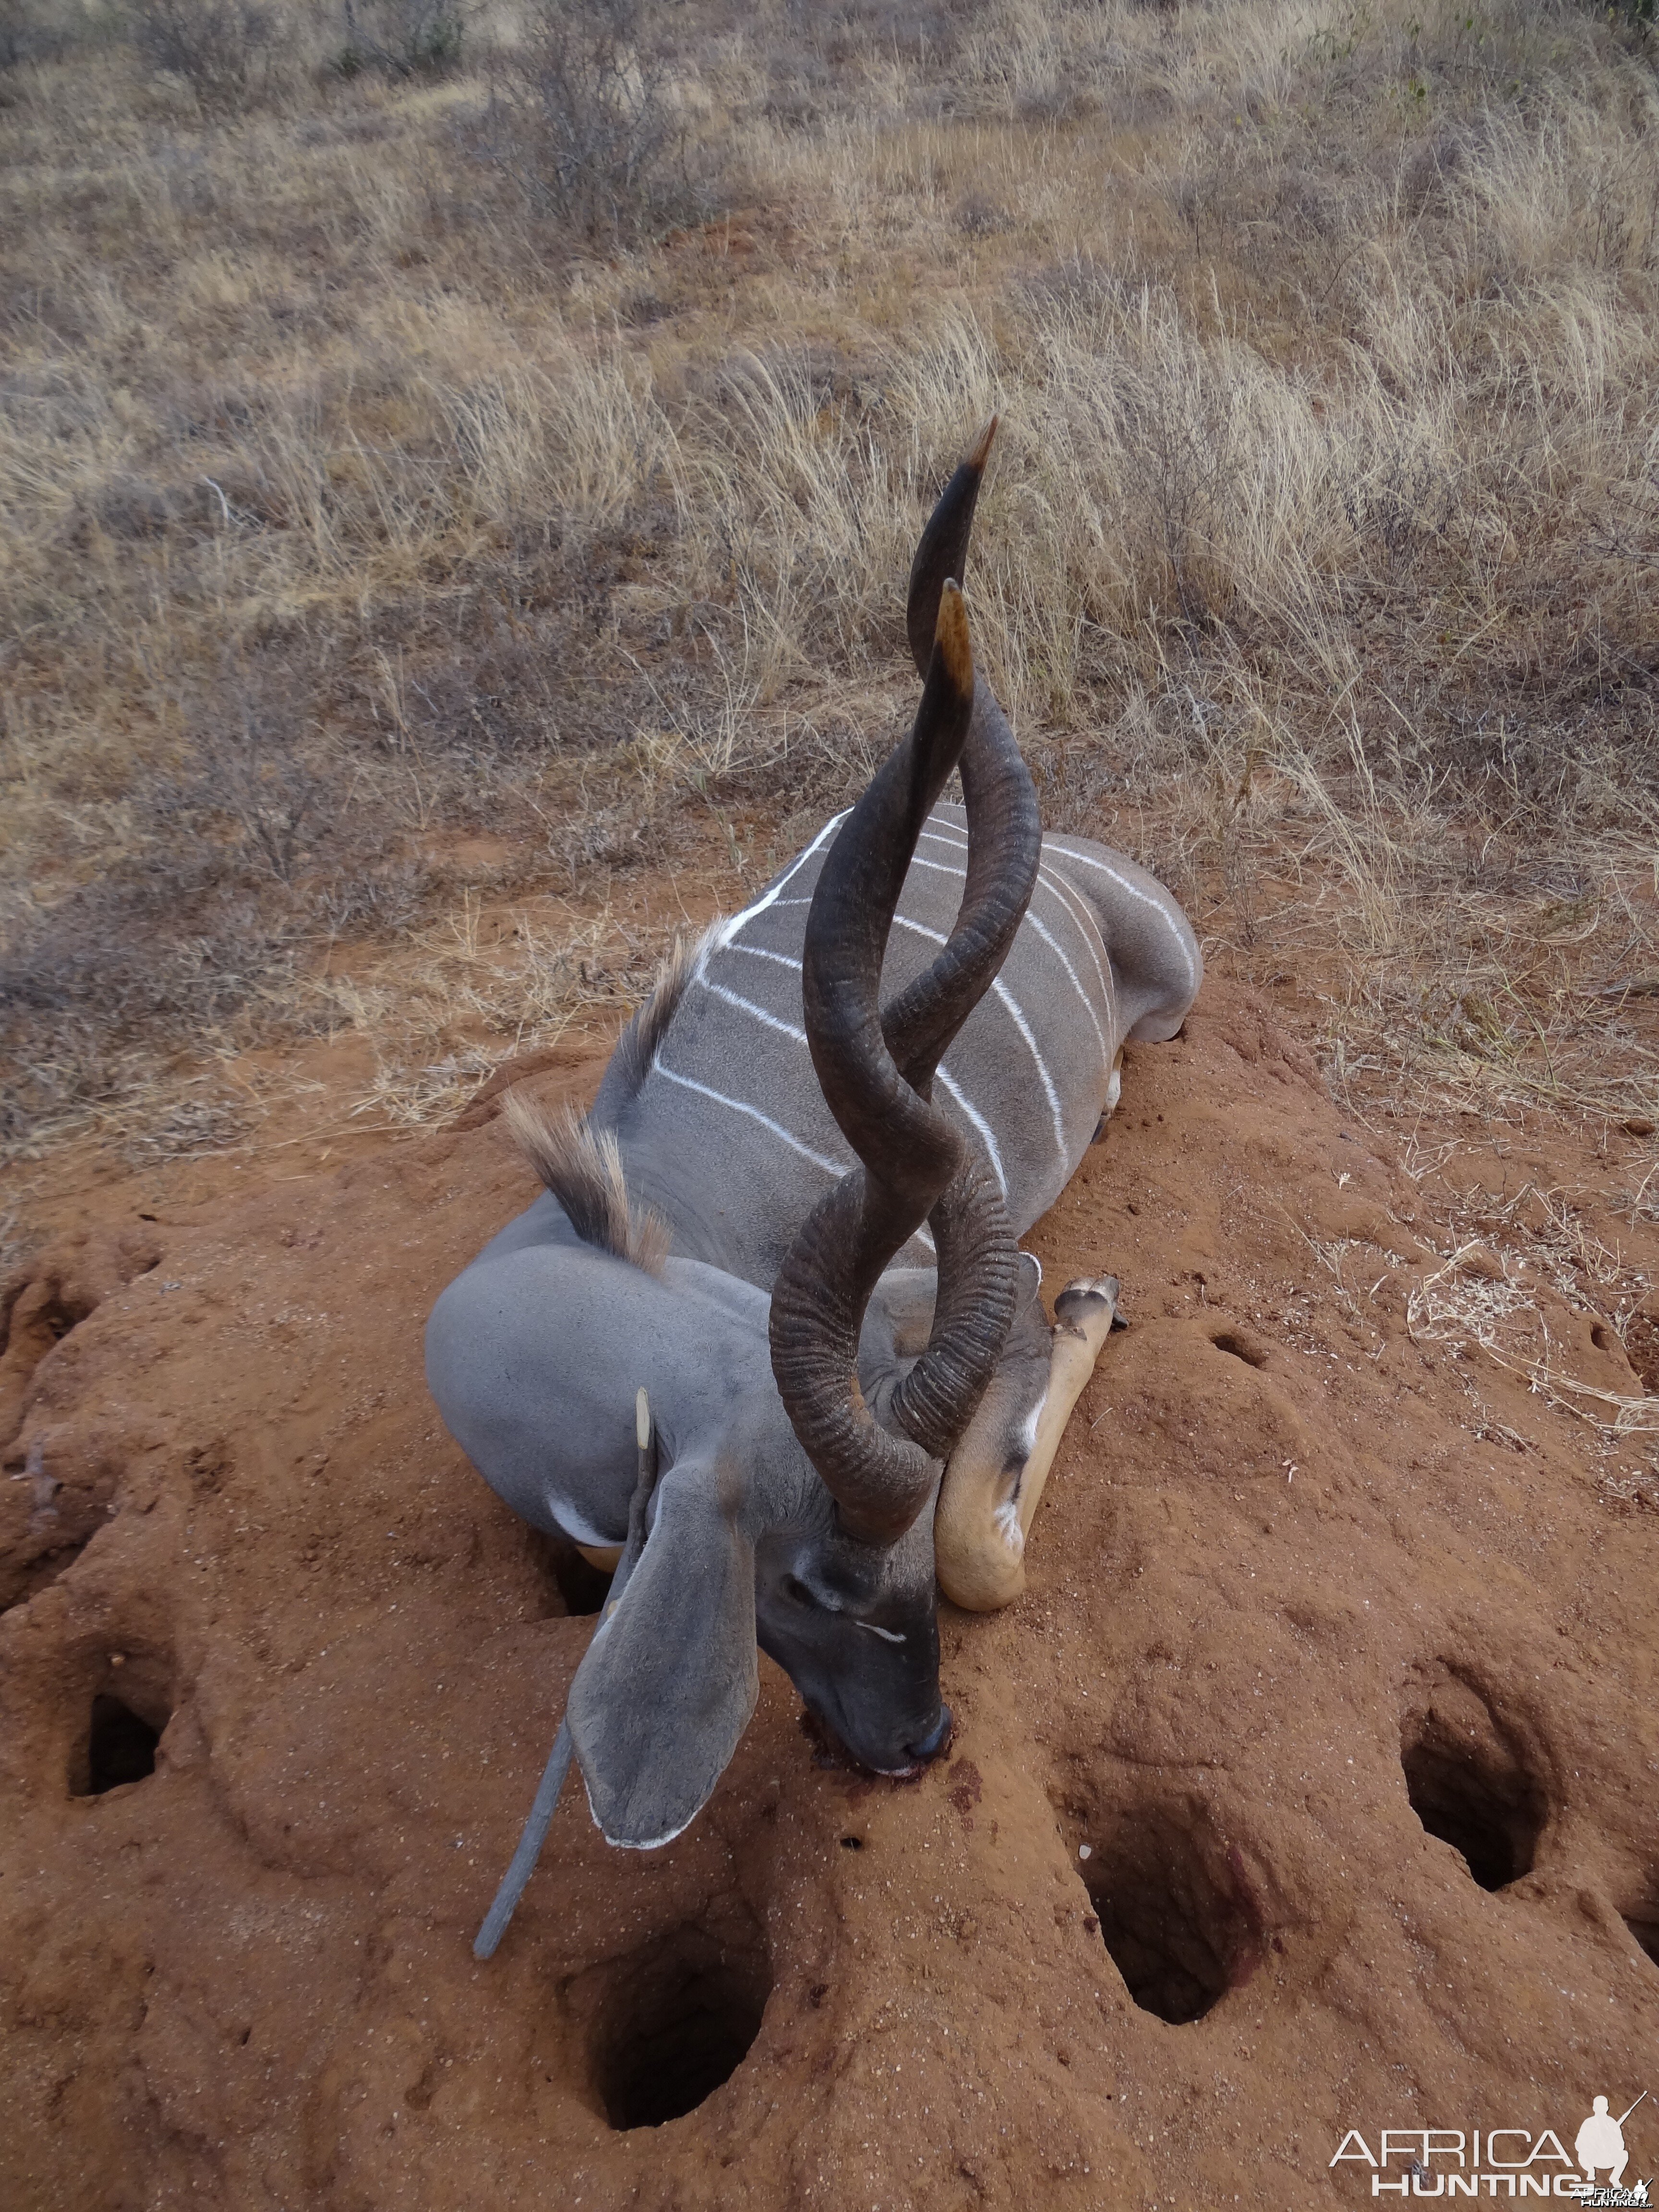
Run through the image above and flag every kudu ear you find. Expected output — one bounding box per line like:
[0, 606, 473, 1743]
[565, 1460, 758, 1849]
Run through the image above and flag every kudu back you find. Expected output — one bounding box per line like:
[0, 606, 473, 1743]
[426, 424, 1202, 1851]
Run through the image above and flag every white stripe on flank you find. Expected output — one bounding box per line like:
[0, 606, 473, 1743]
[1037, 864, 1113, 1014]
[711, 811, 848, 960]
[1023, 909, 1106, 1063]
[654, 827, 843, 1079]
[1043, 837, 1199, 994]
[993, 980, 1068, 1156]
[683, 823, 829, 1046]
[889, 911, 948, 950]
[724, 942, 803, 974]
[652, 1063, 843, 1175]
[889, 913, 1067, 1159]
[700, 979, 806, 1043]
[916, 821, 1116, 1024]
[936, 1064, 1008, 1196]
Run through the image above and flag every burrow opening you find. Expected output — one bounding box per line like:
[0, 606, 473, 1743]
[1401, 1674, 1545, 1891]
[588, 1915, 770, 2129]
[1620, 1902, 1659, 1970]
[3, 1281, 98, 1375]
[80, 1694, 162, 1795]
[528, 1529, 613, 1619]
[1211, 1331, 1267, 1369]
[1626, 1313, 1659, 1394]
[1082, 1802, 1262, 2026]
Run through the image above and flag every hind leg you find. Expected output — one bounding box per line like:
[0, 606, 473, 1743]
[936, 1274, 1118, 1611]
[1017, 1274, 1117, 1515]
[1045, 836, 1202, 1046]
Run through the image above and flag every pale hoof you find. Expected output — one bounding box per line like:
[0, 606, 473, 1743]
[1054, 1274, 1119, 1342]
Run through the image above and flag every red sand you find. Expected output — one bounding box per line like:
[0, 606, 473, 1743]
[3, 978, 1657, 2210]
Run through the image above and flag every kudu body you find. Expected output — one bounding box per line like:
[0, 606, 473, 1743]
[426, 429, 1201, 1854]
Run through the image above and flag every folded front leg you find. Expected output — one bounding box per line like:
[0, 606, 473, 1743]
[936, 1272, 1118, 1611]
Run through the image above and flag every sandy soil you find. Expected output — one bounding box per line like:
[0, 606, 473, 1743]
[3, 974, 1658, 2211]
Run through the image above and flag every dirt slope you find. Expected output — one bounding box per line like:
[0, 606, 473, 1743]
[2, 979, 1657, 2212]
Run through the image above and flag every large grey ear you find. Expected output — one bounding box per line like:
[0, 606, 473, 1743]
[565, 1461, 758, 1850]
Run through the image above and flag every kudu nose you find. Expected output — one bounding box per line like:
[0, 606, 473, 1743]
[906, 1705, 953, 1764]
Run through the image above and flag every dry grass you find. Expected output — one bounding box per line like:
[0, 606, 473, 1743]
[2, 0, 1658, 1177]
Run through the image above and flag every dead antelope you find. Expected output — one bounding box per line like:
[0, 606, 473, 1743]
[426, 423, 1200, 1898]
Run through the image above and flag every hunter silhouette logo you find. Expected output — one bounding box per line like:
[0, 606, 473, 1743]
[1575, 2095, 1649, 2208]
[1330, 2090, 1651, 2200]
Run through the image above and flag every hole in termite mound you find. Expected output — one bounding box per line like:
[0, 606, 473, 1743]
[1623, 1909, 1659, 1970]
[67, 1645, 176, 1797]
[588, 1911, 771, 2129]
[1081, 1797, 1265, 2026]
[527, 1529, 613, 1619]
[79, 1695, 162, 1794]
[1210, 1330, 1267, 1369]
[1400, 1667, 1546, 1892]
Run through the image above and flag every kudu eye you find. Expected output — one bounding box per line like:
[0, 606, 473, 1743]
[782, 1574, 820, 1609]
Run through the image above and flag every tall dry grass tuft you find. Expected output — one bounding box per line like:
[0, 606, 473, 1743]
[1, 0, 1657, 1163]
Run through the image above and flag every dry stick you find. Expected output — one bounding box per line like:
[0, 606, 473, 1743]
[472, 1387, 659, 1962]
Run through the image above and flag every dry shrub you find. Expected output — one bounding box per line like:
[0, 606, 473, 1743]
[473, 0, 702, 242]
[338, 0, 466, 78]
[0, 667, 437, 1151]
[127, 0, 293, 107]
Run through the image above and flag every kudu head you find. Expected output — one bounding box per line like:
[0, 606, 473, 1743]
[565, 426, 1042, 1848]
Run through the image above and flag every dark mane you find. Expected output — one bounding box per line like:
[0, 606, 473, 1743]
[501, 1093, 670, 1276]
[589, 927, 707, 1125]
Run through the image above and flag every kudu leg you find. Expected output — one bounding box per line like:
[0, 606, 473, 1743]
[935, 1274, 1119, 1612]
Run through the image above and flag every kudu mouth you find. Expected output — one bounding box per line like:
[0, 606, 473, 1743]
[799, 1701, 955, 1781]
[768, 420, 1044, 1546]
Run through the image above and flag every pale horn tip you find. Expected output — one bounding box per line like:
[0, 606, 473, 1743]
[935, 577, 974, 697]
[968, 414, 999, 472]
